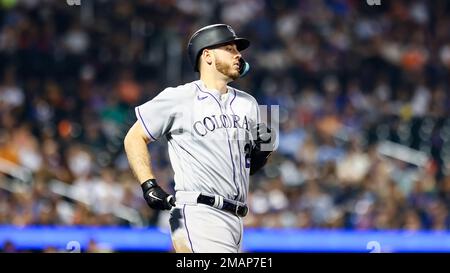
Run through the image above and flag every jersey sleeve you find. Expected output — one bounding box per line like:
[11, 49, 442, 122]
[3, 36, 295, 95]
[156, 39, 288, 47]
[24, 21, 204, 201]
[255, 100, 261, 124]
[135, 87, 179, 141]
[251, 96, 260, 127]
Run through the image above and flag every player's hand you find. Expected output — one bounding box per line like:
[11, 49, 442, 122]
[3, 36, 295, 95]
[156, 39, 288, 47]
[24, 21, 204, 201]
[249, 123, 276, 175]
[141, 179, 175, 210]
[251, 123, 276, 147]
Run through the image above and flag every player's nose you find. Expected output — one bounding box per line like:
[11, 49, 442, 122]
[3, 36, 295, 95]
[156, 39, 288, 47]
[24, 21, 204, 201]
[234, 51, 242, 60]
[231, 44, 241, 58]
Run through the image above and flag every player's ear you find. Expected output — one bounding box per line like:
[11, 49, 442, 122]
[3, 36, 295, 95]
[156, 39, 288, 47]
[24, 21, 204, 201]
[202, 49, 213, 66]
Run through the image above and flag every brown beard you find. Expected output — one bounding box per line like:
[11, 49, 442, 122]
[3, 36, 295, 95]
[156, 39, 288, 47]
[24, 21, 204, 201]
[215, 57, 240, 80]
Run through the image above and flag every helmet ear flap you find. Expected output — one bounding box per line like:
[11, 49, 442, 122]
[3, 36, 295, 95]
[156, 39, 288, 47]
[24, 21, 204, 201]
[239, 58, 250, 77]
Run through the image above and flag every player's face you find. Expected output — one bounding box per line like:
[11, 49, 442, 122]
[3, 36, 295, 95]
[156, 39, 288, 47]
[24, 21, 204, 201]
[213, 43, 241, 80]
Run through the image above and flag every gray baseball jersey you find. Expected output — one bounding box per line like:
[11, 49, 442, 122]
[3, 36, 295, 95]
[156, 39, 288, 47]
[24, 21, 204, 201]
[135, 80, 259, 203]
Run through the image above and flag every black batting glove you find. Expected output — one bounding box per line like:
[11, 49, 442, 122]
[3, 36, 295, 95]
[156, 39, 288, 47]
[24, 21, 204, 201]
[141, 179, 175, 210]
[251, 123, 276, 149]
[249, 123, 276, 175]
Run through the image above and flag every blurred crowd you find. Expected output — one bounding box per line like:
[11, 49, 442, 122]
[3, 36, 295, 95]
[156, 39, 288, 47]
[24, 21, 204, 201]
[1, 0, 450, 253]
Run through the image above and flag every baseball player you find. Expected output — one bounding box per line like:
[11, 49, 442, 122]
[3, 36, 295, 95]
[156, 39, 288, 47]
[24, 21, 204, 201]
[124, 24, 276, 253]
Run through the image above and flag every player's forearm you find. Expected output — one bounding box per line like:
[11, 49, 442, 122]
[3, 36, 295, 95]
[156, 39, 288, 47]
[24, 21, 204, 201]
[124, 133, 155, 183]
[249, 149, 272, 175]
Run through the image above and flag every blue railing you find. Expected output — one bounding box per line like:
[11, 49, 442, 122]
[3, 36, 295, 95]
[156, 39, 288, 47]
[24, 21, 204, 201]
[1, 226, 450, 252]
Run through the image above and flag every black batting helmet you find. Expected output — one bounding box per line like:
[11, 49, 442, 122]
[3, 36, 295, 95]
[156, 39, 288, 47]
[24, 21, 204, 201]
[187, 24, 250, 77]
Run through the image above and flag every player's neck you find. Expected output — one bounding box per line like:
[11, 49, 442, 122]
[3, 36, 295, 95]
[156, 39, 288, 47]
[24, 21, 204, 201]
[199, 76, 229, 94]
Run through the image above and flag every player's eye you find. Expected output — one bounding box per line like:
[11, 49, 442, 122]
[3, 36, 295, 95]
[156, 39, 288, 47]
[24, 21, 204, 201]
[226, 46, 234, 52]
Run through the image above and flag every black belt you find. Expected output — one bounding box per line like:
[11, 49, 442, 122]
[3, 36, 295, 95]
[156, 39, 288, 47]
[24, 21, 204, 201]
[197, 194, 248, 217]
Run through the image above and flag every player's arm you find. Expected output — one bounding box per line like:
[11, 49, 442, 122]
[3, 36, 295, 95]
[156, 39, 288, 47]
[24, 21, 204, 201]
[124, 121, 154, 182]
[124, 121, 174, 210]
[248, 99, 276, 175]
[249, 123, 275, 175]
